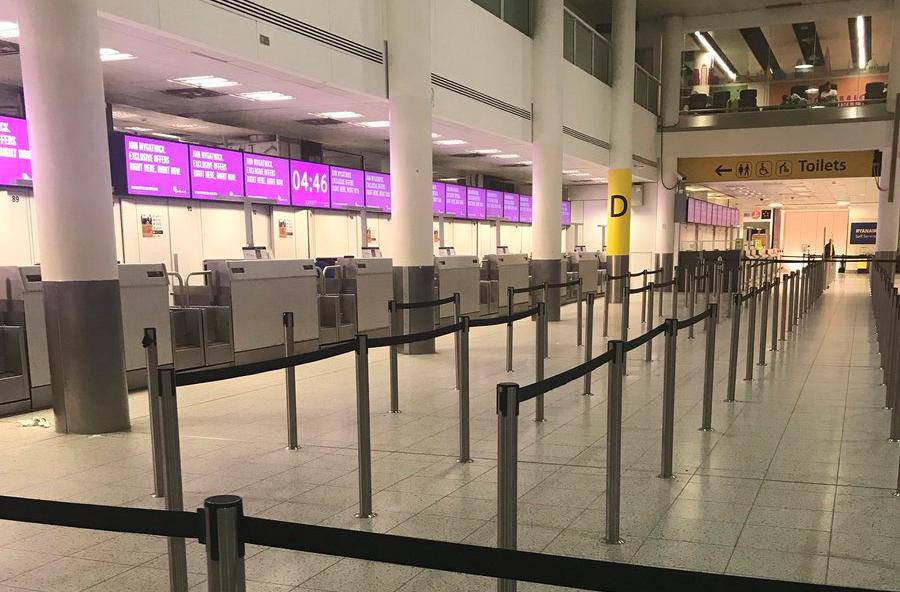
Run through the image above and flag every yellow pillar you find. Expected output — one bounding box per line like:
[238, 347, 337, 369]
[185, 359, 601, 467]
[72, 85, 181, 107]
[606, 168, 632, 256]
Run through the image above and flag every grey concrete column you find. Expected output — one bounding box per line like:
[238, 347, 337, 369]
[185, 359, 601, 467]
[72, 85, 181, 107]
[18, 0, 129, 433]
[660, 15, 684, 128]
[531, 0, 564, 321]
[386, 0, 435, 351]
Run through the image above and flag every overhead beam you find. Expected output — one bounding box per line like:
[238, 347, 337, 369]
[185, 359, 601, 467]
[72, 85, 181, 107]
[681, 0, 890, 33]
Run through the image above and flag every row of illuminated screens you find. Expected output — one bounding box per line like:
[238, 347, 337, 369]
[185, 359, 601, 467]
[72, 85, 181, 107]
[686, 198, 740, 228]
[0, 114, 573, 224]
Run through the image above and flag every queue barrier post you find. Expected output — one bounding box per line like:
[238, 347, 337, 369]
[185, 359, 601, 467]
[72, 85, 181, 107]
[458, 317, 472, 463]
[715, 259, 723, 323]
[283, 313, 299, 450]
[701, 304, 718, 431]
[885, 290, 897, 398]
[745, 289, 757, 381]
[602, 273, 610, 338]
[726, 293, 741, 402]
[506, 287, 515, 372]
[621, 279, 630, 337]
[658, 274, 665, 318]
[158, 367, 189, 592]
[770, 277, 780, 352]
[534, 301, 546, 423]
[583, 292, 595, 396]
[605, 340, 626, 545]
[496, 383, 519, 592]
[542, 282, 550, 359]
[388, 302, 400, 413]
[203, 495, 246, 592]
[454, 292, 461, 391]
[672, 266, 679, 319]
[641, 270, 648, 324]
[576, 278, 584, 347]
[799, 265, 807, 320]
[645, 284, 655, 361]
[660, 318, 678, 479]
[141, 328, 165, 498]
[688, 267, 696, 339]
[779, 274, 789, 342]
[354, 334, 375, 518]
[758, 284, 770, 367]
[788, 272, 796, 332]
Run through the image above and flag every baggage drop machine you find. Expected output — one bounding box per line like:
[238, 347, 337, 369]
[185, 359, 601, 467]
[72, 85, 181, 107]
[204, 259, 319, 364]
[0, 266, 48, 414]
[118, 264, 172, 388]
[568, 249, 601, 294]
[337, 256, 393, 338]
[435, 255, 481, 322]
[482, 253, 530, 315]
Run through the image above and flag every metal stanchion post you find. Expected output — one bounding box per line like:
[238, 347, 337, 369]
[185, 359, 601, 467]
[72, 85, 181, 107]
[496, 383, 519, 592]
[283, 313, 299, 450]
[203, 495, 246, 592]
[458, 317, 472, 463]
[745, 289, 757, 380]
[779, 274, 788, 342]
[354, 335, 375, 518]
[788, 272, 797, 331]
[688, 266, 696, 339]
[542, 282, 550, 358]
[701, 304, 718, 431]
[658, 276, 665, 318]
[576, 279, 583, 347]
[671, 267, 679, 319]
[603, 274, 610, 338]
[583, 292, 595, 396]
[726, 293, 741, 402]
[621, 279, 630, 340]
[758, 284, 769, 366]
[506, 287, 515, 372]
[646, 284, 655, 361]
[534, 302, 546, 423]
[799, 266, 807, 320]
[388, 302, 400, 413]
[158, 367, 188, 592]
[142, 328, 165, 498]
[641, 270, 648, 324]
[454, 293, 461, 391]
[660, 318, 678, 479]
[605, 340, 626, 545]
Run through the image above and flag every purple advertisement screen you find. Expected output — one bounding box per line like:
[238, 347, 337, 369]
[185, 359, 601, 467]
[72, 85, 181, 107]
[0, 116, 31, 187]
[519, 195, 532, 223]
[432, 182, 446, 214]
[502, 193, 519, 222]
[330, 166, 365, 209]
[123, 135, 189, 198]
[445, 184, 467, 217]
[561, 201, 571, 226]
[466, 187, 486, 220]
[364, 171, 391, 212]
[485, 190, 503, 218]
[243, 154, 290, 205]
[290, 160, 330, 208]
[190, 145, 244, 199]
[687, 199, 697, 223]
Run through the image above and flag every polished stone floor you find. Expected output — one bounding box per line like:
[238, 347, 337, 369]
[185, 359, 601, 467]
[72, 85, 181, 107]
[0, 273, 897, 591]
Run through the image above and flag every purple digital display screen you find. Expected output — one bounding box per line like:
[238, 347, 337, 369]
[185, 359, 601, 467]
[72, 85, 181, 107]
[502, 192, 519, 222]
[0, 116, 31, 187]
[432, 182, 446, 214]
[290, 160, 330, 208]
[561, 201, 572, 226]
[329, 166, 365, 209]
[466, 187, 486, 220]
[687, 199, 697, 223]
[190, 145, 244, 199]
[485, 190, 503, 218]
[364, 171, 391, 212]
[519, 195, 532, 224]
[445, 184, 467, 218]
[123, 135, 189, 198]
[243, 154, 290, 205]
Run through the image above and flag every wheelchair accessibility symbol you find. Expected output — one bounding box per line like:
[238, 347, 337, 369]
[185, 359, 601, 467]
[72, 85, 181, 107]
[756, 161, 772, 177]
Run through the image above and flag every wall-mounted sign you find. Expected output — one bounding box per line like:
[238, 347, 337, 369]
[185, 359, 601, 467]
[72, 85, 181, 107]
[329, 166, 364, 209]
[465, 187, 486, 220]
[140, 213, 164, 238]
[850, 222, 877, 245]
[244, 154, 290, 205]
[485, 190, 503, 219]
[431, 182, 446, 214]
[124, 135, 190, 198]
[444, 184, 467, 217]
[678, 150, 882, 182]
[761, 209, 772, 220]
[278, 218, 293, 238]
[0, 116, 31, 187]
[290, 161, 330, 208]
[190, 145, 244, 199]
[561, 200, 572, 226]
[363, 171, 391, 212]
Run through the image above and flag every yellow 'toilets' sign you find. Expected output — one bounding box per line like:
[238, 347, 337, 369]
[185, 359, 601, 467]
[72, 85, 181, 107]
[606, 169, 631, 256]
[678, 150, 882, 183]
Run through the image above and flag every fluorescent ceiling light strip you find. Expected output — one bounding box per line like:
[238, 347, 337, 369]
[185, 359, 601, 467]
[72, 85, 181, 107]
[856, 15, 866, 70]
[694, 32, 737, 81]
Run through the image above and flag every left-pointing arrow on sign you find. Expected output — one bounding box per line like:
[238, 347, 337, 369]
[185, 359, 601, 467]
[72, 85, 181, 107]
[715, 164, 732, 176]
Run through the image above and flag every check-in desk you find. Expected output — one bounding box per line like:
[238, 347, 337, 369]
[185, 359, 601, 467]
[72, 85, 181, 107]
[337, 257, 393, 338]
[118, 264, 172, 388]
[435, 255, 481, 322]
[482, 254, 530, 315]
[568, 251, 601, 294]
[205, 259, 319, 364]
[0, 266, 49, 413]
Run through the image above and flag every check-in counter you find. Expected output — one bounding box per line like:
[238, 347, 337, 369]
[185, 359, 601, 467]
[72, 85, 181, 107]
[118, 264, 172, 388]
[435, 255, 480, 321]
[338, 256, 393, 337]
[0, 325, 29, 414]
[0, 266, 49, 412]
[205, 259, 319, 364]
[568, 251, 601, 294]
[482, 253, 530, 314]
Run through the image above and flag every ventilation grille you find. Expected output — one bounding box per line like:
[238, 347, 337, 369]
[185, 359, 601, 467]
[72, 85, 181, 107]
[295, 118, 347, 126]
[209, 0, 383, 64]
[431, 74, 531, 121]
[563, 126, 609, 149]
[163, 88, 226, 99]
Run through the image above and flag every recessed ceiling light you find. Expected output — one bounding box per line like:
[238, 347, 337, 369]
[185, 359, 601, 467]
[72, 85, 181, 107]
[236, 91, 293, 101]
[0, 22, 19, 39]
[431, 132, 442, 139]
[563, 169, 580, 174]
[516, 160, 533, 165]
[356, 120, 390, 128]
[170, 122, 205, 130]
[112, 110, 137, 119]
[311, 111, 362, 119]
[151, 132, 181, 140]
[836, 200, 850, 206]
[571, 172, 590, 177]
[469, 148, 501, 155]
[490, 153, 520, 159]
[170, 75, 239, 89]
[439, 177, 463, 182]
[769, 202, 783, 208]
[124, 126, 153, 132]
[99, 48, 135, 62]
[434, 139, 467, 146]
[795, 62, 814, 71]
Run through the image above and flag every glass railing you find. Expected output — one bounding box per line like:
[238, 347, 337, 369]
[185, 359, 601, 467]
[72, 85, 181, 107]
[635, 63, 661, 115]
[563, 7, 610, 84]
[471, 0, 531, 36]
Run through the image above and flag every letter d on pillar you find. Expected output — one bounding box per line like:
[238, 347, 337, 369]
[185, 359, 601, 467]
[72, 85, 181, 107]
[607, 169, 632, 303]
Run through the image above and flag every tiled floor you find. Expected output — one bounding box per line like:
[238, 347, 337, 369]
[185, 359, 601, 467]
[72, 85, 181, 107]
[0, 273, 898, 591]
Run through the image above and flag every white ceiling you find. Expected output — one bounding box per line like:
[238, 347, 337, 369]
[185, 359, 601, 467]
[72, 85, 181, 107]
[695, 176, 879, 209]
